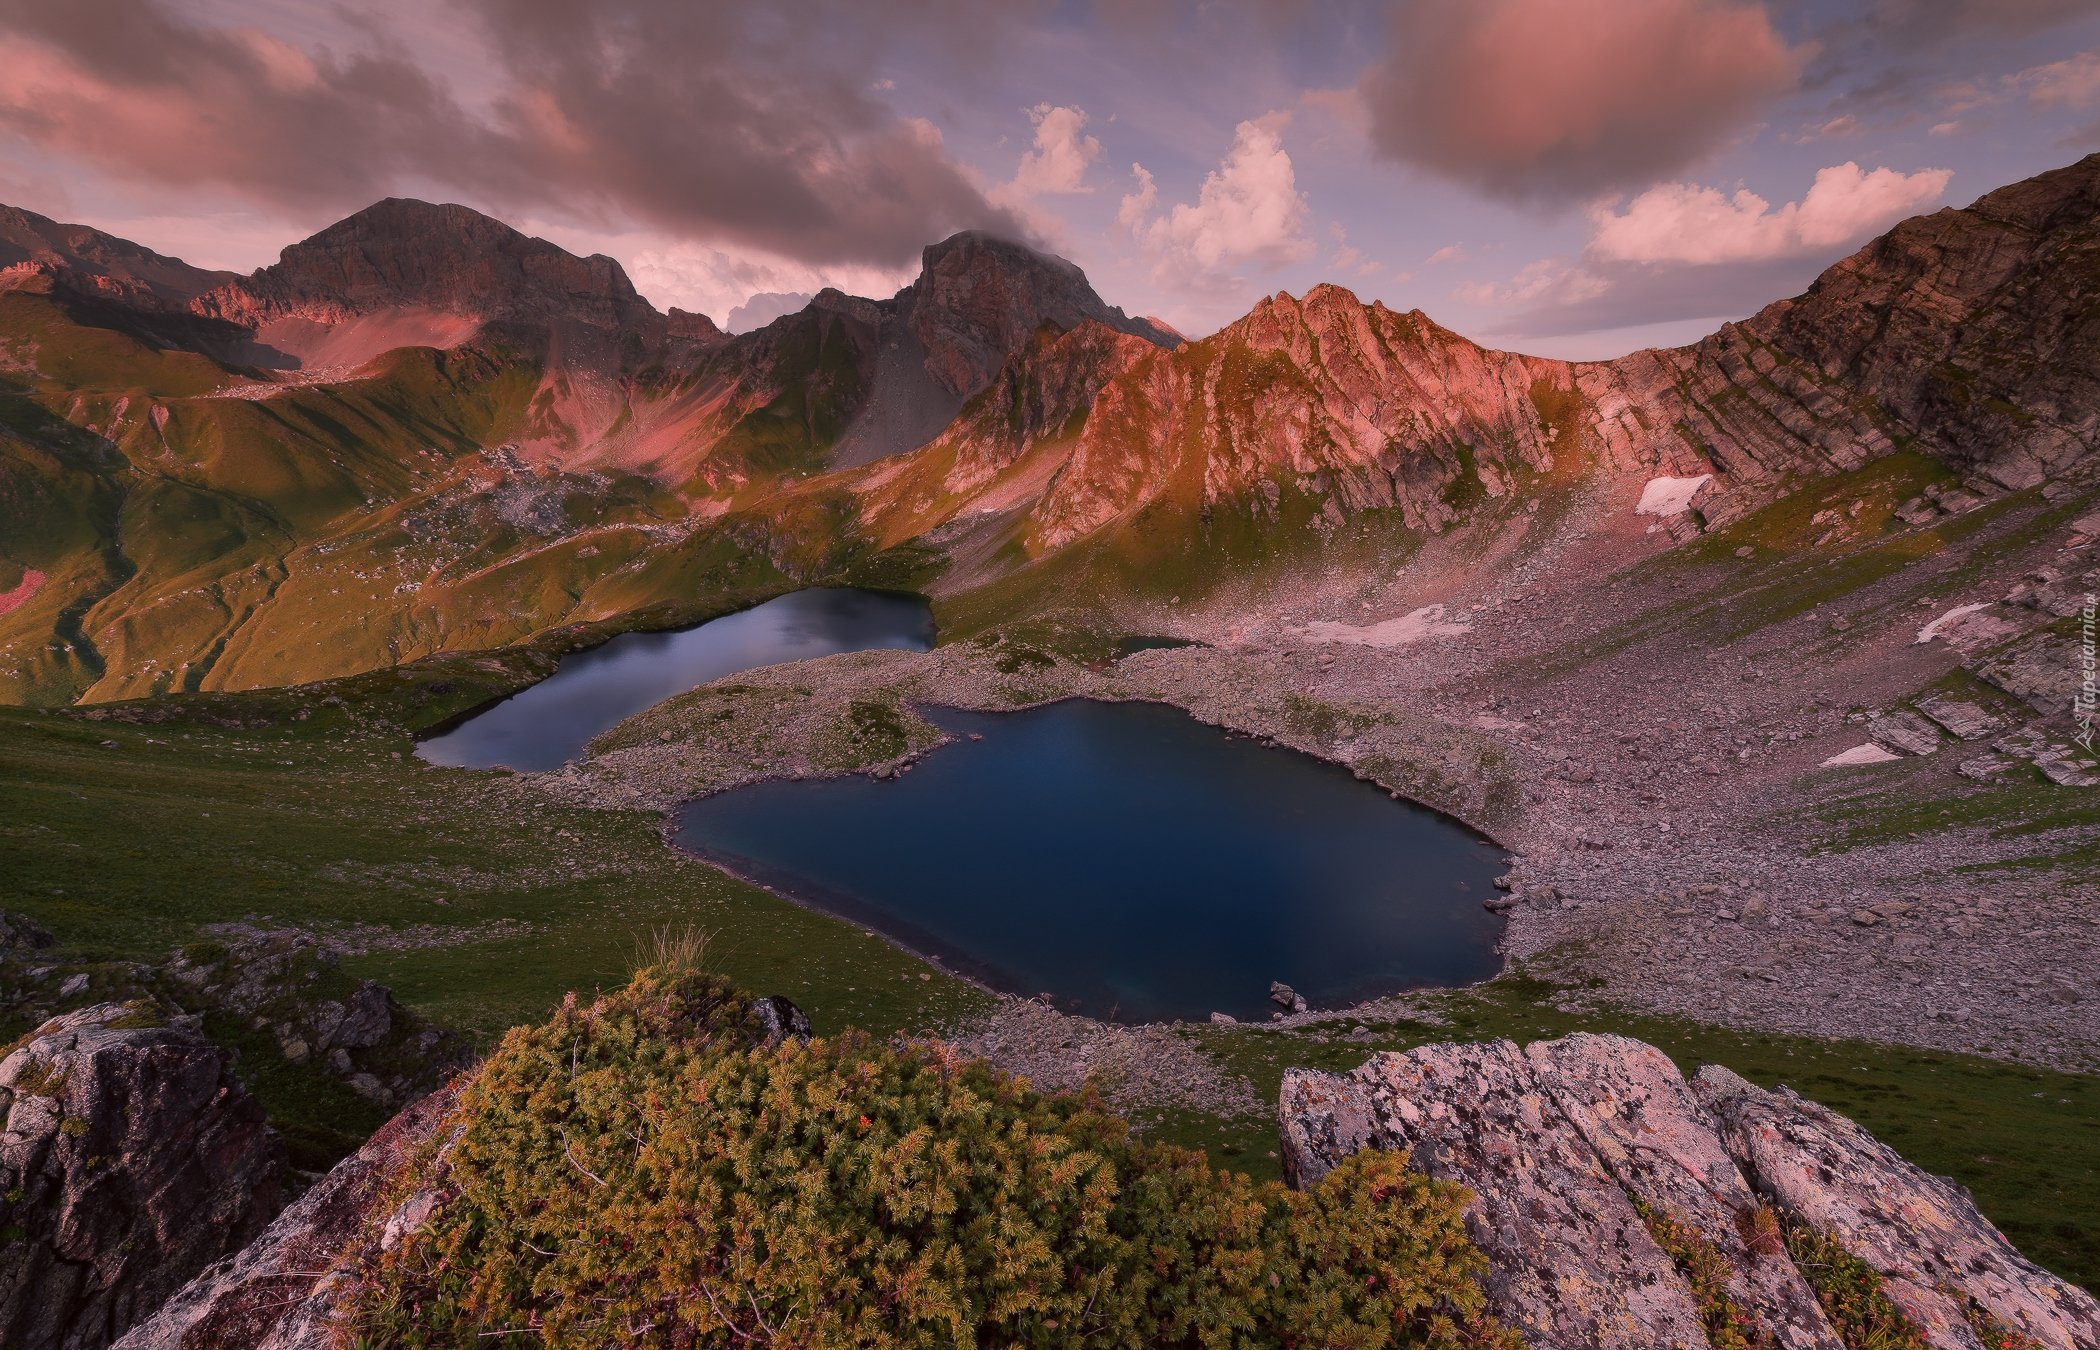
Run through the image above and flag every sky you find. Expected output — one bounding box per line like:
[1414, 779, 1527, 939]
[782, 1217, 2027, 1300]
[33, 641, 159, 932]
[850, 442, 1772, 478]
[3, 0, 2099, 358]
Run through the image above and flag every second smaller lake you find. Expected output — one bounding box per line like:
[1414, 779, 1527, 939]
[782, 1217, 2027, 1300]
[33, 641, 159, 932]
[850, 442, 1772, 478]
[673, 699, 1507, 1023]
[417, 588, 936, 772]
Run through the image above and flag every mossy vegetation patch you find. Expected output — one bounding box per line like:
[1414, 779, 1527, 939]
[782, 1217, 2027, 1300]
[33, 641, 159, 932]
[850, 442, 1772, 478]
[354, 966, 1520, 1349]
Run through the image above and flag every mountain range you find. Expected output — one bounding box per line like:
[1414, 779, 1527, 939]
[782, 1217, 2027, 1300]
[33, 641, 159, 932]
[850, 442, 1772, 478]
[3, 155, 2098, 703]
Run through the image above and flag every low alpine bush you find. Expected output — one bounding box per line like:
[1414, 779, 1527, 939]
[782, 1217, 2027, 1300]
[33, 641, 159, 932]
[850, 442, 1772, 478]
[354, 966, 1518, 1348]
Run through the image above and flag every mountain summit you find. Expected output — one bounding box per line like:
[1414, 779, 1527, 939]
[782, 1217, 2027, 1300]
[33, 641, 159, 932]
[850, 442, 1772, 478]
[1, 157, 2098, 701]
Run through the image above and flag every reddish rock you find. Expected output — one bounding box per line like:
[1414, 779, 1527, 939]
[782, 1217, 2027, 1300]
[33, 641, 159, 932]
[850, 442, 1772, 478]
[1282, 1034, 2095, 1350]
[1695, 1065, 2100, 1350]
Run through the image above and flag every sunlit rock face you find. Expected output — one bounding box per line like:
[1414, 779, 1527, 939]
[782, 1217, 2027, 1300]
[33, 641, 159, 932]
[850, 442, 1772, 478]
[1281, 1032, 2100, 1350]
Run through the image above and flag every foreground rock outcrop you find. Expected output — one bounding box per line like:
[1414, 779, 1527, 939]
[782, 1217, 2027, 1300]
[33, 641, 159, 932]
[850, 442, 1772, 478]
[1282, 1033, 2100, 1350]
[121, 987, 816, 1350]
[0, 1003, 285, 1350]
[112, 1083, 460, 1350]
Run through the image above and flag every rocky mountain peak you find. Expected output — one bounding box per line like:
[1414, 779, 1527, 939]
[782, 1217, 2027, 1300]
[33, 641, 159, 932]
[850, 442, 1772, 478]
[193, 197, 660, 334]
[903, 229, 1176, 397]
[0, 205, 236, 310]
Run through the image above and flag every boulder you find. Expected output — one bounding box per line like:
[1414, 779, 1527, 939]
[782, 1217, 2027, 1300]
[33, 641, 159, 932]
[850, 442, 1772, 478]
[751, 994, 813, 1046]
[112, 1084, 461, 1350]
[1268, 981, 1308, 1014]
[1915, 697, 2007, 742]
[1695, 1066, 2100, 1349]
[1866, 709, 1943, 756]
[0, 1003, 285, 1350]
[1281, 1034, 2096, 1350]
[0, 912, 54, 953]
[1282, 1040, 1712, 1349]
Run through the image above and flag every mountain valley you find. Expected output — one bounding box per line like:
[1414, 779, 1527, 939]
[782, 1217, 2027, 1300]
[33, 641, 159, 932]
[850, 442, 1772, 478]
[3, 150, 2099, 1348]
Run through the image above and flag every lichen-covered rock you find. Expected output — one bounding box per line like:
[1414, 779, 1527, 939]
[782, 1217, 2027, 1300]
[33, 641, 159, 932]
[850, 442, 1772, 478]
[1282, 1034, 2097, 1350]
[1694, 1064, 2100, 1350]
[1529, 1035, 1843, 1350]
[111, 1083, 461, 1350]
[1281, 1039, 1713, 1349]
[0, 1002, 285, 1350]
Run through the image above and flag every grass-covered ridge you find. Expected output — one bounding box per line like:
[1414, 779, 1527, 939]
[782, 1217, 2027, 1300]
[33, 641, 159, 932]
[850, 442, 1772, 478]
[354, 963, 1520, 1349]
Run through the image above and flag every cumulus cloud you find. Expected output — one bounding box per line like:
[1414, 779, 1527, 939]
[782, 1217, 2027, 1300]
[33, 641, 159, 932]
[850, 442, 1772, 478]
[1587, 162, 1953, 265]
[1358, 0, 1802, 203]
[0, 0, 1021, 267]
[1458, 161, 1953, 339]
[1117, 113, 1314, 289]
[725, 291, 816, 333]
[2020, 49, 2100, 107]
[993, 104, 1102, 203]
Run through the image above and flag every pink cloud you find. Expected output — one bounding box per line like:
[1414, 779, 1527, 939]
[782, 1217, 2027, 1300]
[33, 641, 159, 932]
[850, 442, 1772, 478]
[1118, 114, 1314, 290]
[1588, 162, 1954, 265]
[1358, 0, 1802, 202]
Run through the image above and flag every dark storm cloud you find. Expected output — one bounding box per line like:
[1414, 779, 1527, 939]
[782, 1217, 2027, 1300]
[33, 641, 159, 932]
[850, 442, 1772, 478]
[0, 0, 1027, 266]
[1869, 0, 2100, 45]
[1356, 0, 1803, 205]
[0, 0, 474, 213]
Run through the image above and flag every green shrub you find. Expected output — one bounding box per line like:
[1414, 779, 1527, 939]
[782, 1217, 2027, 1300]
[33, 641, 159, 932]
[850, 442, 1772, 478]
[1632, 1198, 1765, 1350]
[354, 968, 1516, 1348]
[1783, 1222, 1928, 1350]
[1959, 1299, 2045, 1350]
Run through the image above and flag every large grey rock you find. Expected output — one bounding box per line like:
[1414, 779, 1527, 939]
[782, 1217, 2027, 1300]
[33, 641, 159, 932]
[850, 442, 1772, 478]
[1915, 696, 2007, 741]
[1694, 1065, 2100, 1350]
[0, 1003, 285, 1350]
[1529, 1036, 1842, 1350]
[1282, 1034, 2098, 1350]
[1282, 1040, 1713, 1349]
[1867, 709, 1943, 756]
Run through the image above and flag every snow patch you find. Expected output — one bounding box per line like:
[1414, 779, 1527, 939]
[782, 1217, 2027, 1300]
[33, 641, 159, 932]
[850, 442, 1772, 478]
[0, 567, 44, 617]
[1635, 474, 1711, 517]
[1822, 743, 1901, 767]
[1298, 604, 1472, 648]
[1914, 602, 1989, 645]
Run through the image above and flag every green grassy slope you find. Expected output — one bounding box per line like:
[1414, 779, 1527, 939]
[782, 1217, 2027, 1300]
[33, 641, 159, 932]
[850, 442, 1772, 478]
[0, 663, 986, 1046]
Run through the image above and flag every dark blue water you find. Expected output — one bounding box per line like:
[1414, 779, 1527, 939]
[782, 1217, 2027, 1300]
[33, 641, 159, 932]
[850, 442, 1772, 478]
[417, 588, 935, 771]
[673, 700, 1507, 1023]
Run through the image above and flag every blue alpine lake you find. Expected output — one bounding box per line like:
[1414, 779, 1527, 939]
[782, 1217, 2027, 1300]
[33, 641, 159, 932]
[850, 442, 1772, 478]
[417, 588, 936, 772]
[672, 698, 1508, 1023]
